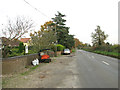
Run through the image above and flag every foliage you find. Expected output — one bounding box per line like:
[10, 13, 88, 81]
[41, 21, 53, 32]
[91, 26, 108, 46]
[77, 45, 81, 49]
[56, 44, 65, 51]
[2, 46, 11, 58]
[2, 16, 34, 41]
[8, 47, 23, 57]
[51, 44, 56, 52]
[82, 44, 119, 59]
[21, 65, 39, 76]
[52, 11, 75, 49]
[72, 49, 76, 52]
[64, 35, 75, 49]
[93, 51, 119, 59]
[93, 44, 118, 53]
[19, 42, 24, 53]
[74, 38, 83, 48]
[7, 46, 36, 57]
[30, 21, 57, 52]
[2, 16, 34, 58]
[52, 11, 66, 26]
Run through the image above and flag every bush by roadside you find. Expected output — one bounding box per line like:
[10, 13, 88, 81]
[82, 45, 120, 59]
[72, 49, 76, 52]
[93, 51, 119, 59]
[8, 47, 37, 57]
[56, 44, 65, 51]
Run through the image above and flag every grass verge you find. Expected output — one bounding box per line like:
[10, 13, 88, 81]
[20, 65, 40, 75]
[83, 49, 119, 59]
[72, 49, 76, 53]
[93, 51, 119, 59]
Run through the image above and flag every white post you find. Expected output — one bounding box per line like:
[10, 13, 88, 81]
[25, 45, 28, 54]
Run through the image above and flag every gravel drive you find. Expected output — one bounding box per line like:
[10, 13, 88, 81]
[2, 53, 77, 88]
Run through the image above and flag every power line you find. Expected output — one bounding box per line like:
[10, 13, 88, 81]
[23, 0, 49, 18]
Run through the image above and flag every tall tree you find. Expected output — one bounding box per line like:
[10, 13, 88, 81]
[65, 35, 75, 49]
[52, 11, 74, 49]
[91, 26, 108, 46]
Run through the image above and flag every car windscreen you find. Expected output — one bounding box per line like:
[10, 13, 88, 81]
[64, 49, 70, 51]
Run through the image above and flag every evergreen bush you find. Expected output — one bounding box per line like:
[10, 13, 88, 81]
[56, 44, 65, 51]
[19, 42, 24, 53]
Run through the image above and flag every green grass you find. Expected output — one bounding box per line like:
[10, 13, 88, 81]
[82, 48, 119, 59]
[72, 49, 76, 52]
[8, 47, 37, 57]
[21, 65, 39, 75]
[2, 79, 7, 86]
[2, 65, 37, 87]
[28, 50, 37, 54]
[93, 50, 119, 59]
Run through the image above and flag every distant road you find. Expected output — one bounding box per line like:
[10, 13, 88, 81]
[75, 50, 118, 88]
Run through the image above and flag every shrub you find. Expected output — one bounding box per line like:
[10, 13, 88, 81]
[56, 44, 65, 51]
[2, 46, 11, 58]
[72, 49, 75, 52]
[51, 44, 56, 52]
[19, 42, 24, 53]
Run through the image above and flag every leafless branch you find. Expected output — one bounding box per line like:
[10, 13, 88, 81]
[2, 16, 34, 41]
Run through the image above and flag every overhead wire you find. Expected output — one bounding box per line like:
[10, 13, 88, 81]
[23, 0, 49, 19]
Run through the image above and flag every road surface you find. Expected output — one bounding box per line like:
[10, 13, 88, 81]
[73, 50, 118, 88]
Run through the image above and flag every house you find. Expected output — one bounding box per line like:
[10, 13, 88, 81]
[2, 37, 20, 47]
[20, 38, 31, 46]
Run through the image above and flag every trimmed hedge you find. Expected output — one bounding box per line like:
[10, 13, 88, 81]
[56, 44, 65, 51]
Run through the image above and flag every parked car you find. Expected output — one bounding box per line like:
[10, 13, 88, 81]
[63, 49, 70, 55]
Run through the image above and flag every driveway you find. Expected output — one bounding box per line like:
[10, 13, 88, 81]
[2, 53, 76, 88]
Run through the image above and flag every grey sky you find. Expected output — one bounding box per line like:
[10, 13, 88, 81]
[0, 0, 119, 44]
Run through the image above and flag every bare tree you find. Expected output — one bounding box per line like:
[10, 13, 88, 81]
[2, 16, 34, 41]
[2, 16, 34, 58]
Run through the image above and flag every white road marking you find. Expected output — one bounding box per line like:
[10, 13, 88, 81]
[102, 61, 110, 65]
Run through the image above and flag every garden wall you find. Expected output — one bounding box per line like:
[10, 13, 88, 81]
[2, 53, 39, 75]
[57, 51, 61, 56]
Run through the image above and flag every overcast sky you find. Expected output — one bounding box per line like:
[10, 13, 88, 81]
[0, 0, 119, 45]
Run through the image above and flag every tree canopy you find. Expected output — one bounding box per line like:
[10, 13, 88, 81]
[2, 16, 34, 41]
[52, 11, 75, 49]
[30, 21, 56, 52]
[91, 26, 108, 46]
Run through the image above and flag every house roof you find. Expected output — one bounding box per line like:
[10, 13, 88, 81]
[2, 37, 10, 45]
[20, 38, 30, 43]
[2, 37, 20, 46]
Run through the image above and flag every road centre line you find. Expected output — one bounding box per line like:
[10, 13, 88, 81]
[102, 61, 110, 65]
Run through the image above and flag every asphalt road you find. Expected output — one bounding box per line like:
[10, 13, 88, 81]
[75, 50, 118, 88]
